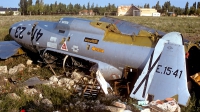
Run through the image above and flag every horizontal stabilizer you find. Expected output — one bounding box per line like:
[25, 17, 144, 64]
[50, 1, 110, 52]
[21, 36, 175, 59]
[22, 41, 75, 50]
[148, 43, 190, 106]
[0, 41, 24, 59]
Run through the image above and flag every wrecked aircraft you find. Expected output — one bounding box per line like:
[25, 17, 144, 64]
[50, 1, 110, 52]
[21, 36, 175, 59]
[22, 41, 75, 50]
[1, 16, 200, 106]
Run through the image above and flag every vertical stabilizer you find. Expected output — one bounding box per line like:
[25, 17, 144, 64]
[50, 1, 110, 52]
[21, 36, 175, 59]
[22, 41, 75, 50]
[130, 32, 190, 104]
[148, 43, 190, 106]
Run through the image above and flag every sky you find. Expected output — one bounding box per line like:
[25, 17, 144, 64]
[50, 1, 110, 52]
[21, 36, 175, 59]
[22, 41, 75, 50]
[0, 0, 198, 8]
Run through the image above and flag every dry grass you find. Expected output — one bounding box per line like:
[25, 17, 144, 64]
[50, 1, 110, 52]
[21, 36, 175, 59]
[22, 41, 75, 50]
[0, 15, 200, 41]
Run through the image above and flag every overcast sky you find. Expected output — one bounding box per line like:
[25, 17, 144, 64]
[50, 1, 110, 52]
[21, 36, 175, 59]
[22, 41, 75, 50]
[1, 0, 197, 8]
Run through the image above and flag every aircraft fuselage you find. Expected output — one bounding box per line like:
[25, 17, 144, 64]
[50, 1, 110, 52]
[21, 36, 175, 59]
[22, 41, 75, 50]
[10, 17, 155, 80]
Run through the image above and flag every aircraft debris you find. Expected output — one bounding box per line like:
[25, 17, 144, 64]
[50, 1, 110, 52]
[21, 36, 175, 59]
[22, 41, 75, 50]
[23, 77, 44, 86]
[138, 101, 149, 106]
[96, 70, 113, 94]
[0, 41, 24, 59]
[190, 72, 200, 86]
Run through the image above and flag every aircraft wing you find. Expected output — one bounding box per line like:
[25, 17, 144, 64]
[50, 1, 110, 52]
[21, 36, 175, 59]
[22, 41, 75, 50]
[0, 41, 24, 59]
[148, 42, 190, 106]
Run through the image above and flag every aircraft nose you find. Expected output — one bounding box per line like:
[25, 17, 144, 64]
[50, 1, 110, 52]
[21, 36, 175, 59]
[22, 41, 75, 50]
[9, 27, 12, 35]
[9, 21, 24, 39]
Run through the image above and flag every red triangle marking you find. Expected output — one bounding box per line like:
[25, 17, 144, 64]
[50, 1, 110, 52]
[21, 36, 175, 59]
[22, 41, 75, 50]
[61, 41, 68, 51]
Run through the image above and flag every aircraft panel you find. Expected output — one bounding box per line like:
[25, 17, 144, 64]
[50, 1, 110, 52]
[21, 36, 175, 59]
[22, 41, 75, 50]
[0, 41, 23, 59]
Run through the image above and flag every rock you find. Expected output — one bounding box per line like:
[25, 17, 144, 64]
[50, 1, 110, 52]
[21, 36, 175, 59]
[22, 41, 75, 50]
[49, 75, 58, 84]
[66, 83, 71, 90]
[39, 93, 43, 99]
[6, 93, 21, 100]
[149, 98, 180, 112]
[124, 110, 132, 112]
[75, 101, 81, 106]
[23, 87, 38, 96]
[112, 101, 126, 109]
[41, 98, 53, 108]
[9, 64, 26, 75]
[71, 71, 85, 80]
[42, 80, 51, 86]
[58, 78, 70, 87]
[17, 64, 26, 72]
[95, 100, 100, 105]
[69, 103, 74, 109]
[8, 67, 18, 75]
[141, 108, 151, 112]
[0, 66, 8, 75]
[26, 59, 33, 66]
[105, 106, 125, 112]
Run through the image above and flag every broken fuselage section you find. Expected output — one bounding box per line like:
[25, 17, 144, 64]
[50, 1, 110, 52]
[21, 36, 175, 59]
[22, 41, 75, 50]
[7, 17, 200, 106]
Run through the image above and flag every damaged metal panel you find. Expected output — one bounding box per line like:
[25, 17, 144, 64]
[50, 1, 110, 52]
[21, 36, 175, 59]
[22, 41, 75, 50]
[0, 41, 24, 59]
[100, 17, 165, 36]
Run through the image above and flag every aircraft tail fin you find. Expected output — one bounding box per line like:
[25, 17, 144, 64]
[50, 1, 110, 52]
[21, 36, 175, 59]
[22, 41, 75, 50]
[148, 42, 190, 106]
[130, 32, 190, 106]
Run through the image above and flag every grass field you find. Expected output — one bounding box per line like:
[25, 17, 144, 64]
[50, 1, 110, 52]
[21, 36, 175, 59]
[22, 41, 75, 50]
[0, 15, 200, 111]
[0, 15, 200, 41]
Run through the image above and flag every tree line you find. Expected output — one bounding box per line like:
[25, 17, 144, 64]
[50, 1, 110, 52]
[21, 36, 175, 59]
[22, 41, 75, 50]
[18, 0, 117, 15]
[151, 1, 200, 15]
[18, 0, 200, 16]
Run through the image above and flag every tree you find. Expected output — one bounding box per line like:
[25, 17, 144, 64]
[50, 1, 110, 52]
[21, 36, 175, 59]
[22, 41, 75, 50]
[67, 3, 73, 13]
[185, 2, 189, 15]
[93, 4, 99, 15]
[74, 3, 81, 14]
[198, 2, 200, 8]
[190, 6, 196, 15]
[27, 0, 33, 15]
[193, 2, 197, 9]
[162, 1, 171, 13]
[82, 4, 86, 9]
[147, 4, 150, 8]
[91, 3, 94, 10]
[155, 1, 161, 11]
[27, 0, 32, 6]
[19, 0, 28, 15]
[174, 7, 184, 15]
[144, 4, 147, 8]
[5, 8, 14, 15]
[27, 5, 34, 15]
[87, 2, 90, 10]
